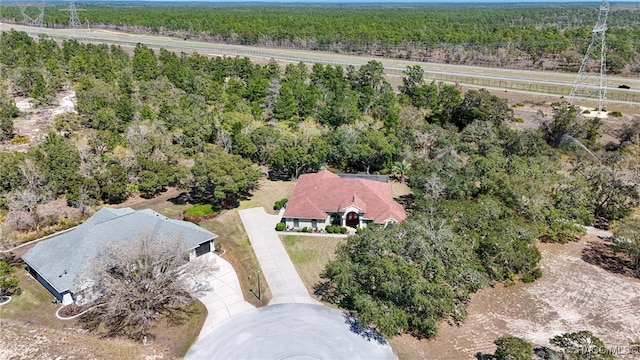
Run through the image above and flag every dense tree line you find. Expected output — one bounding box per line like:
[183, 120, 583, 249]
[2, 4, 640, 72]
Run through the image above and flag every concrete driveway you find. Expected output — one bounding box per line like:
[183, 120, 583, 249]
[192, 253, 254, 335]
[239, 207, 318, 305]
[186, 303, 397, 360]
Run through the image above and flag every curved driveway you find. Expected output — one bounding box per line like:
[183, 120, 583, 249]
[186, 303, 397, 360]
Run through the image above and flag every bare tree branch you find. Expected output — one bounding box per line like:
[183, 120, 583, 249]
[77, 234, 213, 340]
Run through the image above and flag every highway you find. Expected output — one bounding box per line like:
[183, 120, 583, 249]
[2, 22, 640, 103]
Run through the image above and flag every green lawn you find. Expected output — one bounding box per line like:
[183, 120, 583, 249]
[280, 235, 345, 301]
[0, 267, 61, 326]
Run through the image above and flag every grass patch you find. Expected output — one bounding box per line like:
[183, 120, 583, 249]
[238, 178, 297, 214]
[0, 266, 61, 326]
[282, 235, 316, 264]
[199, 211, 271, 307]
[184, 204, 217, 218]
[280, 235, 345, 300]
[390, 181, 412, 198]
[157, 300, 207, 358]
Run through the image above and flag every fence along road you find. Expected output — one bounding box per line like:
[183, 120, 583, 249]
[2, 22, 640, 103]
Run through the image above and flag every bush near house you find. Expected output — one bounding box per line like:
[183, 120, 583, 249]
[326, 225, 347, 234]
[275, 222, 286, 231]
[182, 204, 218, 223]
[273, 198, 288, 211]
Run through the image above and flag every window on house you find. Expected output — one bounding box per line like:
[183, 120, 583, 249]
[294, 219, 299, 228]
[311, 219, 317, 228]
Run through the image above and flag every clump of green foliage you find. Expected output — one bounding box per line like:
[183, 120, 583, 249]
[494, 336, 533, 360]
[0, 261, 19, 297]
[490, 331, 614, 360]
[183, 204, 218, 223]
[273, 198, 288, 210]
[8, 136, 28, 144]
[326, 226, 347, 234]
[275, 222, 286, 231]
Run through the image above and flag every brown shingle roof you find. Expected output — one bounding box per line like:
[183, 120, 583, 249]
[283, 170, 407, 224]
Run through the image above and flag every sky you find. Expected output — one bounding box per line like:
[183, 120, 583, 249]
[52, 0, 630, 3]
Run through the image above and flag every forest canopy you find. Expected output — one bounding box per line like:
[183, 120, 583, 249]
[2, 3, 640, 73]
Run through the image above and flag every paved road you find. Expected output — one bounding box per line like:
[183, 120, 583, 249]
[239, 207, 317, 305]
[3, 22, 640, 102]
[186, 303, 397, 360]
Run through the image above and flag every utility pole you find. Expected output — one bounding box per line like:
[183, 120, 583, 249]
[569, 0, 609, 113]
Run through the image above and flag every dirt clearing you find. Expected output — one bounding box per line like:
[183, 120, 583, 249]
[2, 89, 77, 152]
[390, 236, 640, 359]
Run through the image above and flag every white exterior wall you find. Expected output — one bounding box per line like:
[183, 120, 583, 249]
[283, 216, 331, 230]
[283, 214, 379, 230]
[62, 292, 74, 305]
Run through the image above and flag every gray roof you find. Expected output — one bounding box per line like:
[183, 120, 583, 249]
[22, 207, 217, 295]
[337, 173, 389, 183]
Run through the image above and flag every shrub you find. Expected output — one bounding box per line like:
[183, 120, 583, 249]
[0, 261, 19, 296]
[340, 226, 347, 234]
[523, 268, 542, 282]
[494, 336, 533, 360]
[511, 102, 524, 108]
[275, 222, 285, 231]
[609, 111, 623, 118]
[326, 226, 335, 233]
[9, 136, 29, 145]
[183, 204, 218, 223]
[513, 117, 524, 123]
[582, 109, 591, 114]
[273, 198, 289, 211]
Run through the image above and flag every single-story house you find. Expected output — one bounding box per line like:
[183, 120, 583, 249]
[281, 170, 407, 231]
[22, 207, 217, 305]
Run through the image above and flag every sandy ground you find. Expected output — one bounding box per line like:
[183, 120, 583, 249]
[390, 236, 640, 359]
[1, 90, 77, 152]
[0, 319, 166, 360]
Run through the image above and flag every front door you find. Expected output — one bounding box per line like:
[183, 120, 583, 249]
[345, 212, 359, 228]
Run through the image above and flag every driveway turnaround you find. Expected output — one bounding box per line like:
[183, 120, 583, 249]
[186, 303, 397, 360]
[239, 207, 318, 305]
[192, 253, 254, 335]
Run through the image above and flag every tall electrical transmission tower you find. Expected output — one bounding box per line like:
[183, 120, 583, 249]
[569, 0, 609, 112]
[60, 1, 85, 30]
[19, 2, 45, 27]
